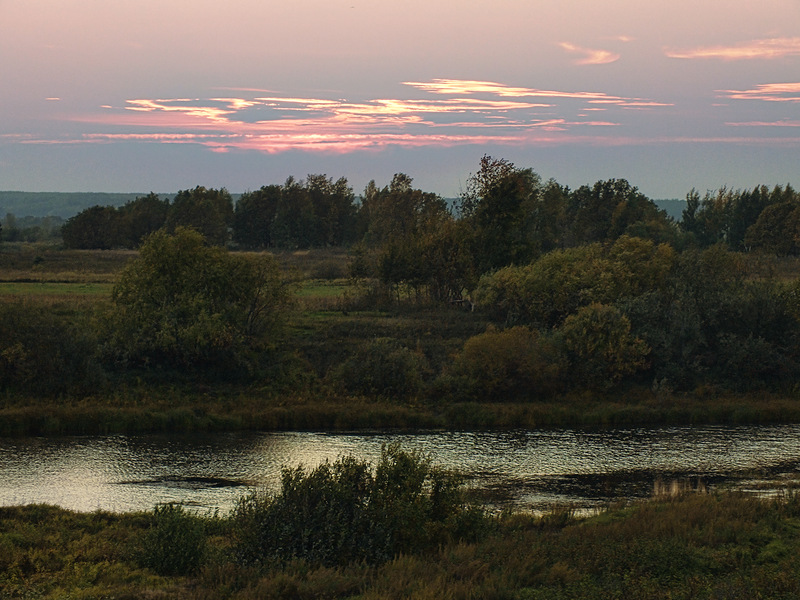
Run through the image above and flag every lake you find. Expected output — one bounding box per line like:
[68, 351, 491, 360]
[2, 425, 800, 514]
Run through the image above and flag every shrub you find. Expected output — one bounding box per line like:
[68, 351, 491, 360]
[0, 302, 103, 395]
[137, 503, 206, 576]
[559, 303, 649, 390]
[446, 326, 567, 401]
[232, 445, 486, 568]
[105, 227, 293, 376]
[328, 337, 427, 398]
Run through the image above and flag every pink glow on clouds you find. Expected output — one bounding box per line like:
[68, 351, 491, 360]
[11, 71, 800, 163]
[727, 120, 800, 127]
[403, 80, 630, 102]
[718, 82, 800, 102]
[35, 79, 667, 154]
[559, 42, 621, 65]
[666, 37, 800, 60]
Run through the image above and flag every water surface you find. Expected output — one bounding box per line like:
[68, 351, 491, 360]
[2, 425, 800, 513]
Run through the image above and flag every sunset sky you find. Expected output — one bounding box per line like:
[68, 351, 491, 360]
[2, 0, 799, 200]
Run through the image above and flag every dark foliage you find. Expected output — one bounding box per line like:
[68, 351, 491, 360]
[232, 446, 486, 567]
[137, 503, 206, 576]
[0, 302, 103, 396]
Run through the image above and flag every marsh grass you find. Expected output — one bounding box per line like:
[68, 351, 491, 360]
[0, 243, 134, 279]
[0, 281, 113, 295]
[270, 247, 351, 280]
[5, 491, 800, 599]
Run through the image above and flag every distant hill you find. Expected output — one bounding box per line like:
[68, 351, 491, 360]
[0, 192, 167, 219]
[653, 199, 685, 222]
[0, 191, 250, 219]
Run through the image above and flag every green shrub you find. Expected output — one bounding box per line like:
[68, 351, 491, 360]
[328, 337, 427, 398]
[559, 303, 649, 390]
[445, 326, 567, 401]
[137, 503, 207, 576]
[232, 445, 486, 568]
[0, 302, 103, 395]
[105, 227, 293, 376]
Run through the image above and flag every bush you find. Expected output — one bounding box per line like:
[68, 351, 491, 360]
[137, 503, 206, 576]
[559, 303, 649, 390]
[105, 227, 293, 376]
[232, 445, 486, 568]
[328, 337, 427, 398]
[0, 302, 103, 395]
[446, 326, 567, 401]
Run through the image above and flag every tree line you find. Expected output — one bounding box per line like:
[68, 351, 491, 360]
[59, 158, 800, 265]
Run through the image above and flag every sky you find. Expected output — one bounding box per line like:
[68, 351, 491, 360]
[1, 0, 799, 200]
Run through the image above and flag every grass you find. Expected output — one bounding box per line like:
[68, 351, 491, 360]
[4, 490, 800, 598]
[0, 243, 134, 281]
[3, 385, 800, 437]
[0, 281, 113, 296]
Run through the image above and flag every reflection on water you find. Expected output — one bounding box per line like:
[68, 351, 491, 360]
[2, 425, 800, 513]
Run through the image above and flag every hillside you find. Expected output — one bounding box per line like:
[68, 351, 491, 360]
[0, 192, 165, 218]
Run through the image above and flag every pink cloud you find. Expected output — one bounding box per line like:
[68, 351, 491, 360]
[718, 82, 800, 102]
[17, 79, 676, 154]
[726, 120, 800, 127]
[559, 42, 620, 65]
[666, 37, 800, 60]
[403, 79, 629, 102]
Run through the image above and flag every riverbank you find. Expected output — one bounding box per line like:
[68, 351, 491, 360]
[2, 387, 800, 436]
[3, 490, 800, 599]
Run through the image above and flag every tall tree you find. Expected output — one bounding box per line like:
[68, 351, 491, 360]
[61, 205, 119, 249]
[166, 186, 233, 246]
[117, 193, 169, 248]
[233, 185, 281, 249]
[566, 178, 667, 245]
[305, 174, 357, 247]
[459, 155, 542, 271]
[272, 177, 316, 249]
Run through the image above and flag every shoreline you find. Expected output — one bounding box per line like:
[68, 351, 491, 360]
[3, 389, 800, 437]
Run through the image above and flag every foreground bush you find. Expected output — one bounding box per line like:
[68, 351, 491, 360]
[137, 503, 206, 576]
[8, 491, 800, 598]
[232, 445, 486, 567]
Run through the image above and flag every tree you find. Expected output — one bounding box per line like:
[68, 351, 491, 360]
[233, 185, 281, 249]
[363, 174, 458, 302]
[744, 201, 800, 256]
[61, 205, 119, 249]
[559, 303, 649, 390]
[117, 193, 169, 248]
[166, 186, 233, 246]
[271, 177, 316, 248]
[106, 228, 293, 375]
[566, 178, 668, 246]
[305, 174, 358, 247]
[460, 156, 542, 271]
